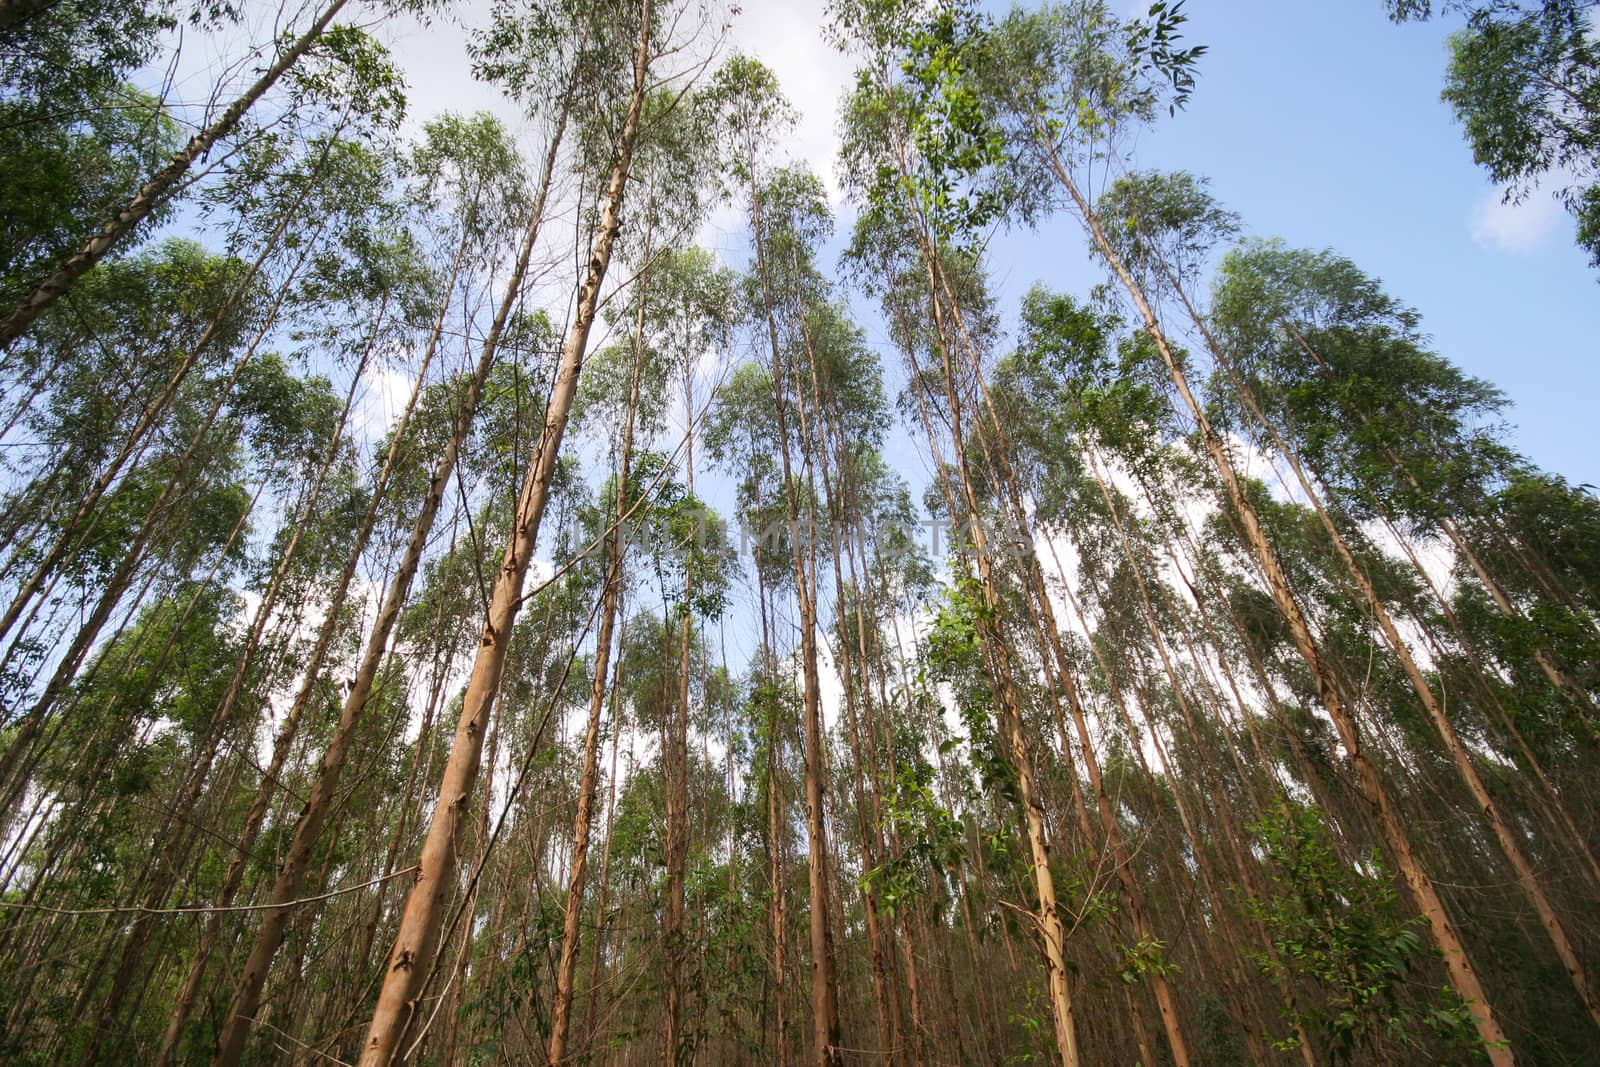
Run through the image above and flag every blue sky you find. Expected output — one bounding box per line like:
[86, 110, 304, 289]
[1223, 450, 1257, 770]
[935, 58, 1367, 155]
[294, 0, 1600, 489]
[989, 0, 1600, 486]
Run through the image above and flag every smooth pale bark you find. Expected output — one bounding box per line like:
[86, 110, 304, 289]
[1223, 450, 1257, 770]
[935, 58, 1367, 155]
[868, 99, 1089, 1063]
[211, 87, 578, 1067]
[0, 0, 351, 347]
[155, 261, 456, 1064]
[545, 268, 648, 1066]
[1193, 303, 1600, 1037]
[354, 10, 652, 1060]
[920, 229, 1197, 1065]
[749, 186, 842, 1067]
[1040, 138, 1514, 1065]
[664, 352, 695, 1065]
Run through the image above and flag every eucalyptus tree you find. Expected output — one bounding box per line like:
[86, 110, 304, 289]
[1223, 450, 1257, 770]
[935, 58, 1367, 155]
[0, 0, 178, 308]
[998, 277, 1401, 1062]
[543, 321, 666, 1060]
[0, 122, 416, 824]
[1388, 0, 1600, 271]
[573, 63, 737, 1054]
[0, 119, 410, 786]
[0, 124, 391, 658]
[211, 106, 543, 1067]
[1179, 226, 1600, 1036]
[0, 339, 359, 1061]
[542, 249, 701, 1063]
[1096, 167, 1600, 1041]
[830, 4, 1195, 1059]
[150, 121, 478, 1066]
[1210, 238, 1598, 721]
[705, 354, 804, 1063]
[62, 189, 422, 1043]
[644, 246, 736, 1065]
[0, 236, 253, 611]
[352, 2, 722, 1061]
[747, 171, 848, 1066]
[711, 52, 852, 1064]
[789, 291, 910, 1058]
[0, 3, 422, 346]
[936, 1, 1524, 1057]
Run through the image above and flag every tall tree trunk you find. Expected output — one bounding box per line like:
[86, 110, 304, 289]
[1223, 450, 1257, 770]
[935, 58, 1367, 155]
[664, 336, 696, 1066]
[73, 328, 370, 1066]
[1040, 139, 1515, 1065]
[753, 553, 791, 1067]
[749, 186, 843, 1067]
[211, 81, 580, 1067]
[354, 13, 652, 1060]
[156, 258, 458, 1063]
[547, 261, 648, 1067]
[1195, 304, 1600, 1036]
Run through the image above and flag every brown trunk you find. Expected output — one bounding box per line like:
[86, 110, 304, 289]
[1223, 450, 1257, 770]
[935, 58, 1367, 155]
[1041, 139, 1514, 1064]
[75, 334, 368, 1065]
[749, 187, 843, 1066]
[547, 264, 648, 1066]
[354, 15, 651, 1060]
[157, 272, 445, 1062]
[664, 341, 696, 1066]
[212, 78, 580, 1066]
[1198, 308, 1600, 1036]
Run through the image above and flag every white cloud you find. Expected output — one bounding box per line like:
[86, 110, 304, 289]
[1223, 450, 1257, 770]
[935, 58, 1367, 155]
[380, 1, 527, 135]
[1470, 186, 1564, 254]
[355, 366, 418, 444]
[726, 0, 855, 199]
[382, 0, 854, 188]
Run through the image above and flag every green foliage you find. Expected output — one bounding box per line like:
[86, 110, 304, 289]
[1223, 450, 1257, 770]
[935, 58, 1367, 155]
[1210, 239, 1515, 530]
[1094, 169, 1240, 291]
[289, 24, 408, 133]
[861, 729, 964, 915]
[1125, 1, 1207, 115]
[1390, 0, 1600, 272]
[1244, 801, 1483, 1063]
[0, 83, 182, 308]
[925, 573, 1016, 802]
